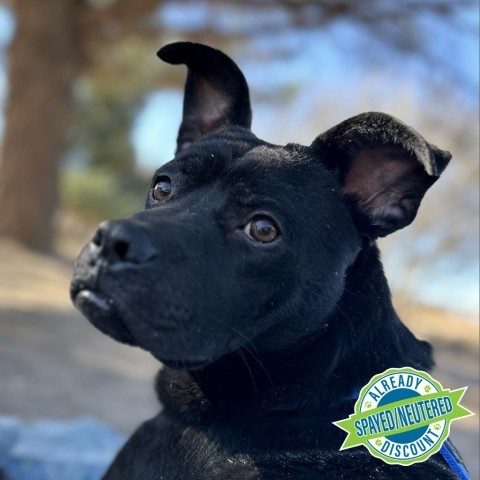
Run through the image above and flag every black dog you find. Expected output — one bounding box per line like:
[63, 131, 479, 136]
[71, 42, 464, 479]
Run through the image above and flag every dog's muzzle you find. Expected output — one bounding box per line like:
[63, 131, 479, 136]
[70, 219, 158, 344]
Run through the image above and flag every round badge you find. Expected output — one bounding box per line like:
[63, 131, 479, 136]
[334, 367, 472, 465]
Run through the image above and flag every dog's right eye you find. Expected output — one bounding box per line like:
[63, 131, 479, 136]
[244, 216, 280, 243]
[153, 176, 172, 201]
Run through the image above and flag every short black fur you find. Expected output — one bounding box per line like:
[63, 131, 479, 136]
[71, 42, 461, 479]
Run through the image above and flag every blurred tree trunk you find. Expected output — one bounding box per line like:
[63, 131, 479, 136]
[0, 0, 81, 251]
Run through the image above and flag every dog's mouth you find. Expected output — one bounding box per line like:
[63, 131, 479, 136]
[76, 289, 110, 311]
[72, 287, 136, 345]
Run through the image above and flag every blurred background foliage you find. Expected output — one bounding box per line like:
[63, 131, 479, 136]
[0, 0, 478, 313]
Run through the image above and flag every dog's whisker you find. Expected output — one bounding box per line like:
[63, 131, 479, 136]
[334, 304, 357, 339]
[215, 319, 275, 388]
[342, 287, 369, 304]
[239, 342, 276, 388]
[236, 348, 258, 394]
[176, 315, 197, 361]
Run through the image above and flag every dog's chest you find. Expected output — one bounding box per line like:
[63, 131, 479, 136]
[104, 414, 457, 480]
[175, 426, 262, 480]
[104, 416, 262, 480]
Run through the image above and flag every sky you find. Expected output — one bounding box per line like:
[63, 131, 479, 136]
[0, 3, 478, 316]
[0, 6, 13, 137]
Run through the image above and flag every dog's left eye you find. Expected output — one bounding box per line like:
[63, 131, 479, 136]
[153, 176, 172, 201]
[244, 216, 280, 243]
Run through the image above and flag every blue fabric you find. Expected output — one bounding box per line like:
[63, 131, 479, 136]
[439, 440, 471, 480]
[0, 417, 125, 480]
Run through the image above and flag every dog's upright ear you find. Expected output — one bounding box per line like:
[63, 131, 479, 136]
[158, 42, 252, 153]
[311, 112, 451, 238]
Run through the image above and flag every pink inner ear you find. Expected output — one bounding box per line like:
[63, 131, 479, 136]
[196, 80, 230, 129]
[341, 146, 423, 216]
[183, 79, 230, 137]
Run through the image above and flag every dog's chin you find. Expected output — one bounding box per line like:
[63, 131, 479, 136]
[72, 288, 221, 369]
[72, 288, 136, 346]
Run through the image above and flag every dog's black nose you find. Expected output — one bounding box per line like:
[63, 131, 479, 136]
[91, 220, 157, 266]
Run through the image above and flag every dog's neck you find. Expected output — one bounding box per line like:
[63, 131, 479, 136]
[155, 243, 432, 426]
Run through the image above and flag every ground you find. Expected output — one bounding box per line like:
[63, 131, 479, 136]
[0, 237, 478, 478]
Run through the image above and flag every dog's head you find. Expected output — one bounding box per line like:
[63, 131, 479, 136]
[70, 42, 450, 369]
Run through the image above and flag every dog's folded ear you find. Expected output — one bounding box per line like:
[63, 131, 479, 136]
[158, 42, 252, 154]
[311, 112, 451, 238]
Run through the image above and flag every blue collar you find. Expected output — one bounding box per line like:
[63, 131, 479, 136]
[439, 439, 471, 480]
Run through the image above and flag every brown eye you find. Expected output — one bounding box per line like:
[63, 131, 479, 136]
[153, 177, 171, 200]
[245, 216, 280, 243]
